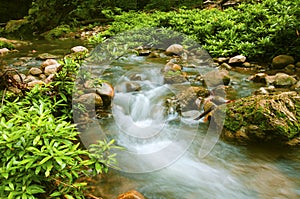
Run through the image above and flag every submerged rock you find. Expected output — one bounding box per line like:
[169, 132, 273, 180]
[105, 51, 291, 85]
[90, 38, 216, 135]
[217, 92, 300, 146]
[117, 190, 145, 199]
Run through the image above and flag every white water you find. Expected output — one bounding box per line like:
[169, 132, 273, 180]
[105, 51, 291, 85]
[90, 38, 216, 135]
[88, 56, 300, 199]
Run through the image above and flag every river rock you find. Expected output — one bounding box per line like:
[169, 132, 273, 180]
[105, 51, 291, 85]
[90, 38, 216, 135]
[44, 64, 60, 76]
[228, 55, 246, 64]
[295, 62, 300, 68]
[29, 67, 43, 76]
[0, 48, 10, 56]
[13, 73, 26, 83]
[117, 190, 145, 199]
[77, 93, 103, 109]
[163, 62, 182, 72]
[37, 53, 60, 60]
[41, 59, 60, 69]
[271, 55, 295, 69]
[214, 57, 229, 63]
[219, 63, 232, 70]
[27, 80, 45, 88]
[165, 44, 184, 55]
[204, 70, 230, 86]
[217, 91, 300, 146]
[266, 73, 297, 88]
[45, 74, 55, 84]
[164, 72, 187, 84]
[24, 75, 38, 83]
[125, 82, 141, 92]
[95, 82, 114, 107]
[71, 46, 88, 53]
[249, 73, 267, 84]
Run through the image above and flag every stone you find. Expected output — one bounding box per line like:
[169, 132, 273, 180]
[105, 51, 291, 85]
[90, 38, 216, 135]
[24, 75, 38, 83]
[77, 93, 103, 109]
[41, 59, 60, 69]
[148, 51, 160, 58]
[273, 73, 297, 88]
[295, 62, 300, 68]
[71, 46, 88, 53]
[219, 63, 232, 70]
[214, 57, 229, 63]
[0, 48, 10, 56]
[204, 70, 230, 86]
[163, 62, 181, 72]
[39, 74, 47, 80]
[117, 190, 145, 199]
[27, 80, 45, 87]
[228, 55, 246, 64]
[13, 73, 26, 83]
[138, 49, 151, 56]
[37, 53, 60, 60]
[165, 44, 184, 55]
[271, 55, 295, 69]
[242, 62, 252, 68]
[164, 73, 187, 84]
[249, 73, 267, 84]
[218, 91, 300, 146]
[125, 82, 141, 92]
[95, 82, 114, 107]
[29, 67, 43, 76]
[44, 64, 60, 76]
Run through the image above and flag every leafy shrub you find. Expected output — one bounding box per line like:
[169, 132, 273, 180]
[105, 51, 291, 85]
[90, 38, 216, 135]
[0, 40, 14, 50]
[0, 52, 119, 198]
[89, 0, 300, 60]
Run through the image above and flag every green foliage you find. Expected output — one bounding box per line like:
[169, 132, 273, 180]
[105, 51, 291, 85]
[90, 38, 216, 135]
[0, 40, 14, 50]
[42, 25, 73, 40]
[0, 52, 118, 198]
[89, 0, 300, 60]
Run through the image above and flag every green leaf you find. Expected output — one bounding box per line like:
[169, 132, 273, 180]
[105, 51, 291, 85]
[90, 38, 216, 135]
[50, 191, 62, 197]
[39, 156, 52, 165]
[33, 135, 41, 146]
[64, 195, 75, 199]
[54, 157, 66, 169]
[45, 164, 53, 177]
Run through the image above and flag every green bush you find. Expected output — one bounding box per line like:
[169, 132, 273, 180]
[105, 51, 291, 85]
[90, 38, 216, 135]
[0, 40, 14, 50]
[0, 52, 119, 198]
[89, 0, 300, 60]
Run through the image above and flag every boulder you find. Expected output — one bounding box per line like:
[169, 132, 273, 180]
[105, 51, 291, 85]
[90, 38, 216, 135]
[27, 80, 45, 88]
[163, 62, 182, 72]
[71, 46, 88, 53]
[41, 59, 60, 69]
[249, 73, 267, 84]
[13, 73, 26, 83]
[29, 67, 43, 76]
[271, 55, 295, 69]
[266, 73, 297, 88]
[216, 92, 300, 146]
[0, 48, 10, 56]
[117, 190, 145, 199]
[228, 55, 246, 64]
[203, 70, 230, 86]
[77, 93, 103, 109]
[24, 75, 38, 83]
[95, 82, 114, 107]
[44, 64, 60, 76]
[165, 44, 184, 55]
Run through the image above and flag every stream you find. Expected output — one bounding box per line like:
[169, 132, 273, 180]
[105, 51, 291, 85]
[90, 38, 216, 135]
[3, 39, 300, 199]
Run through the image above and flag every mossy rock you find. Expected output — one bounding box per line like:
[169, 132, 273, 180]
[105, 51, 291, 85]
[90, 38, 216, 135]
[215, 92, 300, 146]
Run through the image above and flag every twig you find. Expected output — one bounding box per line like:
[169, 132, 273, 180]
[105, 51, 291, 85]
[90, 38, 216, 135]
[1, 87, 6, 107]
[86, 193, 103, 199]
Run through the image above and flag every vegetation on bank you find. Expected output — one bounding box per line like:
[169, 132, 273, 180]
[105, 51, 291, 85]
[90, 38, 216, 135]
[0, 54, 118, 198]
[89, 0, 300, 60]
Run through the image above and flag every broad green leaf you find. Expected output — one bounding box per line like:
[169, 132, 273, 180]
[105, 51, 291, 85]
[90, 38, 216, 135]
[50, 191, 62, 197]
[39, 156, 52, 165]
[54, 157, 66, 169]
[33, 135, 41, 146]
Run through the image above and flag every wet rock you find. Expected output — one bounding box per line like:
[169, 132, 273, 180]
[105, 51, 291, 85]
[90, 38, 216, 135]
[39, 74, 47, 80]
[117, 190, 145, 199]
[29, 67, 43, 76]
[44, 64, 60, 76]
[165, 44, 184, 55]
[271, 55, 295, 69]
[148, 51, 160, 58]
[249, 73, 267, 84]
[295, 62, 300, 68]
[125, 82, 141, 92]
[77, 93, 103, 109]
[204, 70, 230, 86]
[71, 46, 88, 53]
[164, 72, 187, 84]
[214, 57, 229, 63]
[13, 73, 26, 83]
[219, 63, 232, 70]
[95, 82, 114, 107]
[218, 91, 300, 146]
[41, 59, 60, 69]
[138, 49, 151, 56]
[285, 64, 295, 74]
[37, 53, 60, 60]
[242, 62, 252, 68]
[24, 75, 38, 83]
[27, 80, 45, 88]
[163, 62, 182, 72]
[266, 73, 297, 88]
[0, 48, 10, 56]
[228, 55, 246, 64]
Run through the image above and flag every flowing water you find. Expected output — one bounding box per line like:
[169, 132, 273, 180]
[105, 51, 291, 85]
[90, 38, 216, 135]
[4, 39, 300, 198]
[84, 54, 300, 199]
